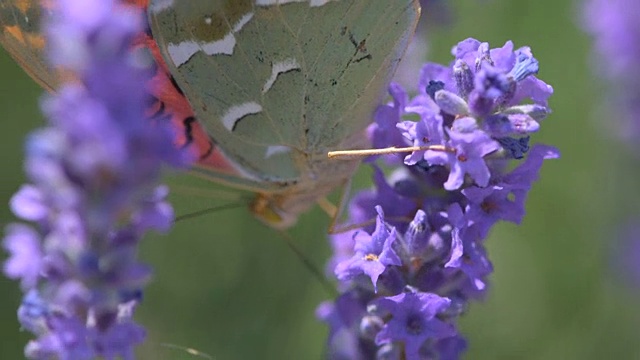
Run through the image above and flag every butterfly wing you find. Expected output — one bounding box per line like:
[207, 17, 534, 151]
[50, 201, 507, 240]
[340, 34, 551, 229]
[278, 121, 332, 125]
[0, 0, 59, 90]
[0, 0, 273, 192]
[149, 0, 420, 185]
[0, 0, 151, 91]
[142, 30, 285, 192]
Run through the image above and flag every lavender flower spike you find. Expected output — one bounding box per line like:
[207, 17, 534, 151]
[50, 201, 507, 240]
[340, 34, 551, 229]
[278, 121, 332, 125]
[320, 38, 558, 359]
[2, 0, 190, 358]
[583, 0, 640, 293]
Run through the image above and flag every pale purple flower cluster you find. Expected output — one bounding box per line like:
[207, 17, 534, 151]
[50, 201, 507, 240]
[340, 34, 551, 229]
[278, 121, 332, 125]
[583, 1, 640, 290]
[583, 0, 640, 145]
[319, 39, 559, 359]
[2, 0, 190, 358]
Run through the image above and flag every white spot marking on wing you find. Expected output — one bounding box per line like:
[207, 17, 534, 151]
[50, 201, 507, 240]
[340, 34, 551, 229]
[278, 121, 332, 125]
[256, 0, 298, 5]
[201, 32, 236, 56]
[265, 146, 292, 158]
[149, 0, 175, 13]
[186, 12, 254, 58]
[233, 13, 254, 32]
[262, 58, 301, 93]
[222, 102, 263, 131]
[255, 0, 339, 6]
[204, 16, 212, 25]
[309, 0, 339, 6]
[168, 41, 200, 67]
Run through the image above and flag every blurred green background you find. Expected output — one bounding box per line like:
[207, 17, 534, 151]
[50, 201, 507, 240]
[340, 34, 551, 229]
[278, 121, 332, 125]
[1, 0, 639, 359]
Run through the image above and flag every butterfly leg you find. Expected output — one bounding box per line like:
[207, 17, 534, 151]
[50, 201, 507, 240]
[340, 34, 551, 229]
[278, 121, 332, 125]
[322, 176, 377, 235]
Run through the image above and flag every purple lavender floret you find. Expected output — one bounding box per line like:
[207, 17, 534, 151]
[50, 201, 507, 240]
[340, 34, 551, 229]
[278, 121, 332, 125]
[2, 0, 190, 358]
[320, 39, 558, 359]
[373, 291, 456, 359]
[335, 206, 402, 292]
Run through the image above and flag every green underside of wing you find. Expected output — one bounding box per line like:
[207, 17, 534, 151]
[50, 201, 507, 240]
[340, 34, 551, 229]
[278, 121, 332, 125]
[150, 0, 419, 183]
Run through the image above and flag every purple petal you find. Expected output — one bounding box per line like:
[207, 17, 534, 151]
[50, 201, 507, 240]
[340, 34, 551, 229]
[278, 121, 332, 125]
[10, 185, 49, 221]
[3, 224, 43, 290]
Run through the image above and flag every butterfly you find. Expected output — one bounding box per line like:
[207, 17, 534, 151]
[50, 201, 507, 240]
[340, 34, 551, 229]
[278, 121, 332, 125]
[0, 0, 420, 229]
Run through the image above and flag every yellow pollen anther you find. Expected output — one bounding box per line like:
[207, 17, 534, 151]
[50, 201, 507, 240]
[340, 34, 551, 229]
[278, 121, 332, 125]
[364, 254, 379, 261]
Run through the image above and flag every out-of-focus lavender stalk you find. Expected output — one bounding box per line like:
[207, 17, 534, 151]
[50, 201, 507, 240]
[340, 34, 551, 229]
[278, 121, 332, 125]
[319, 38, 558, 359]
[2, 0, 190, 358]
[583, 0, 640, 146]
[583, 0, 640, 288]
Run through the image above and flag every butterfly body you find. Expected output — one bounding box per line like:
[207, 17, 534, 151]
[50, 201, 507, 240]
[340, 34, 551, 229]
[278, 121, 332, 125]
[0, 0, 420, 228]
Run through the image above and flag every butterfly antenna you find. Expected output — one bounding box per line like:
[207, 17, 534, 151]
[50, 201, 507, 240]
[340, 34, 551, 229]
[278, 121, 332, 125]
[160, 343, 213, 359]
[175, 203, 246, 222]
[278, 230, 338, 298]
[328, 144, 453, 160]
